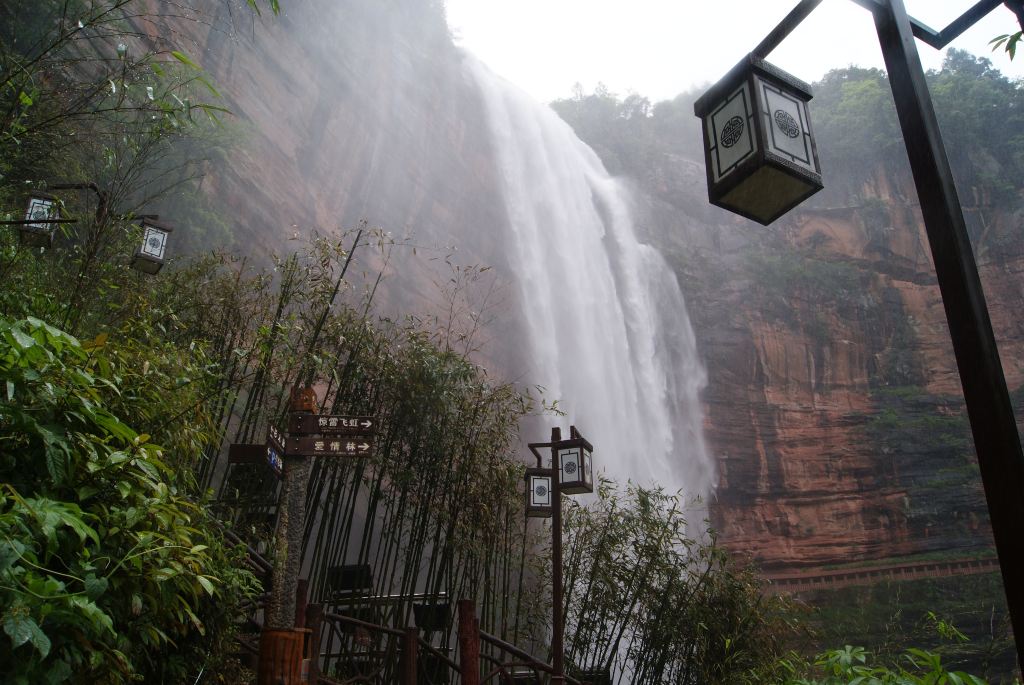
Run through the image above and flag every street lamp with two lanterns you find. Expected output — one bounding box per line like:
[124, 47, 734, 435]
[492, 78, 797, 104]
[525, 425, 594, 684]
[5, 186, 174, 273]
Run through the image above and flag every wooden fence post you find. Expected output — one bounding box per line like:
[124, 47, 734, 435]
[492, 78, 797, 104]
[458, 599, 480, 685]
[402, 627, 419, 685]
[304, 603, 323, 683]
[295, 578, 308, 629]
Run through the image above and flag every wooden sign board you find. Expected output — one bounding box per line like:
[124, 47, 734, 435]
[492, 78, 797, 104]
[288, 414, 376, 436]
[228, 443, 282, 477]
[267, 425, 286, 454]
[286, 436, 373, 458]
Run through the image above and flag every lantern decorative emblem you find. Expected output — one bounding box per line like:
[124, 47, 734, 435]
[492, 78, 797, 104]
[525, 467, 554, 518]
[693, 54, 822, 225]
[557, 428, 593, 495]
[21, 192, 60, 247]
[131, 217, 172, 274]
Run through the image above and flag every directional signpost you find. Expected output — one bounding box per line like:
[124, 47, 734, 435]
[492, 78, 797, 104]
[268, 417, 375, 458]
[259, 388, 378, 685]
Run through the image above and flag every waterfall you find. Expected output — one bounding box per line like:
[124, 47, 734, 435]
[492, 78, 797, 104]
[466, 58, 715, 497]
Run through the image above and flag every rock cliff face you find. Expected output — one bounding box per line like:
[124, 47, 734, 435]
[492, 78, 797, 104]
[637, 153, 1023, 571]
[178, 1, 497, 241]
[136, 0, 550, 372]
[147, 1, 1023, 572]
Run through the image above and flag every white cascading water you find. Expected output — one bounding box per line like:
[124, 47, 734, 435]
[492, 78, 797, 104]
[467, 58, 716, 496]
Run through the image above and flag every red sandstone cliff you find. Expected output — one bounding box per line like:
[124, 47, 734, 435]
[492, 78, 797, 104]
[646, 158, 1023, 571]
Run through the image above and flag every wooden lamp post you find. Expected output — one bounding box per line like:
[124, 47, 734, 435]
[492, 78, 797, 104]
[527, 425, 595, 685]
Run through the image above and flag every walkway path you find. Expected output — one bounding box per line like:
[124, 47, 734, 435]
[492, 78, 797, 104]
[764, 556, 1000, 593]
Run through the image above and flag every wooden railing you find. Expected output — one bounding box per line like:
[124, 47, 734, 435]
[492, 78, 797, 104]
[477, 630, 582, 684]
[226, 543, 575, 685]
[456, 600, 586, 685]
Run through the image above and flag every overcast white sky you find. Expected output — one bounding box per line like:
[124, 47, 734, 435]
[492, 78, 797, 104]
[445, 0, 1024, 103]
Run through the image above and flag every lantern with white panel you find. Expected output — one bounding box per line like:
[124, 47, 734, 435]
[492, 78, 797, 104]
[557, 427, 593, 495]
[21, 192, 61, 247]
[131, 217, 172, 274]
[525, 467, 554, 518]
[693, 54, 822, 225]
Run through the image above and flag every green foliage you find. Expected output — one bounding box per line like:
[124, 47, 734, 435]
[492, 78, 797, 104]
[176, 235, 551, 657]
[741, 247, 872, 341]
[782, 643, 990, 685]
[553, 53, 1024, 220]
[0, 317, 258, 684]
[550, 84, 703, 182]
[747, 249, 862, 303]
[801, 565, 1016, 680]
[811, 68, 903, 178]
[865, 397, 970, 453]
[246, 0, 282, 16]
[861, 197, 891, 246]
[777, 612, 1009, 684]
[928, 50, 1024, 208]
[860, 386, 985, 538]
[560, 482, 800, 683]
[990, 32, 1022, 60]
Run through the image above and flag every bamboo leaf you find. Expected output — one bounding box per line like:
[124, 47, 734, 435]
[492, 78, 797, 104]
[170, 50, 200, 69]
[197, 575, 216, 596]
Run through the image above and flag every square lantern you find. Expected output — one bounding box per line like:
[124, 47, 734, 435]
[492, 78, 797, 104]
[21, 192, 60, 247]
[693, 54, 822, 225]
[131, 218, 172, 274]
[557, 434, 594, 495]
[525, 467, 553, 518]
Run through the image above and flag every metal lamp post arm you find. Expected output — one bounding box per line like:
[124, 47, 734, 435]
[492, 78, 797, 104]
[848, 0, 1004, 48]
[47, 182, 109, 222]
[48, 181, 102, 194]
[751, 0, 1008, 59]
[1006, 0, 1024, 31]
[751, 0, 824, 59]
